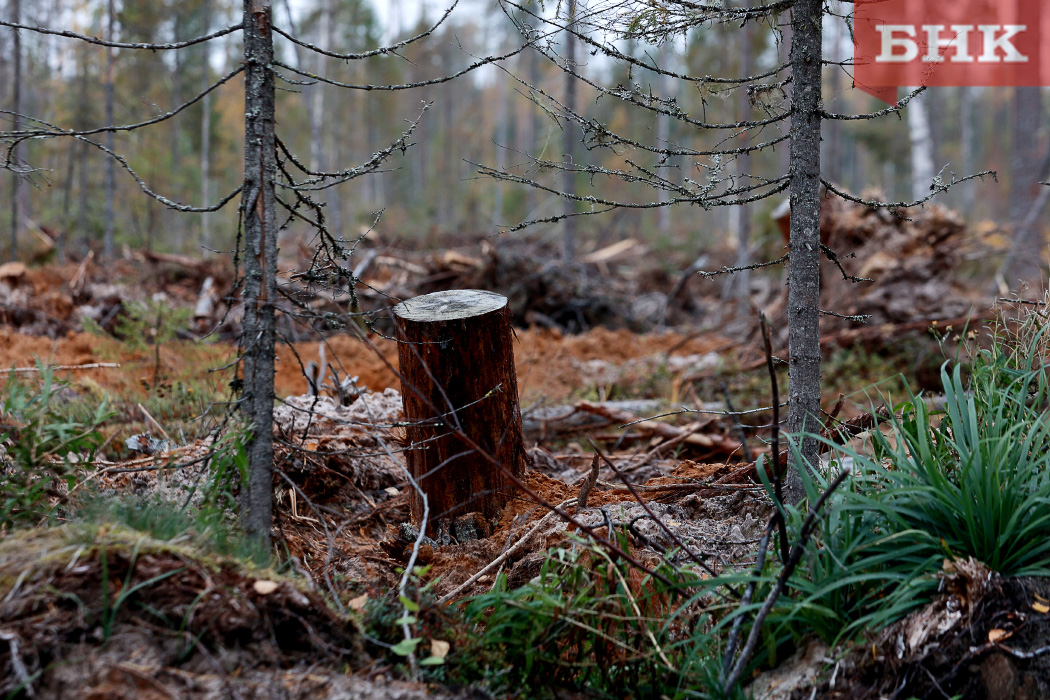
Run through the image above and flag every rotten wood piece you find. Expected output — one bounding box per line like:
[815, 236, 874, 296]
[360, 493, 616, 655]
[394, 289, 527, 530]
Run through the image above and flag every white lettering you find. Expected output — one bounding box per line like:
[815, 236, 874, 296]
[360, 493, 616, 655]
[876, 25, 918, 63]
[978, 25, 1028, 63]
[922, 25, 974, 63]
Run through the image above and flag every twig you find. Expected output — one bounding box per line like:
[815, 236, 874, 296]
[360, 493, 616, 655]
[759, 313, 790, 564]
[594, 480, 761, 494]
[723, 519, 775, 676]
[724, 467, 852, 691]
[137, 403, 173, 443]
[0, 630, 34, 697]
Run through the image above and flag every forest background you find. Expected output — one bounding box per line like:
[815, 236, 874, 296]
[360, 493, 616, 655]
[3, 0, 1045, 273]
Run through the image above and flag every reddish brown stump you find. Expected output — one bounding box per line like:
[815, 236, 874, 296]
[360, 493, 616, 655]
[393, 290, 526, 531]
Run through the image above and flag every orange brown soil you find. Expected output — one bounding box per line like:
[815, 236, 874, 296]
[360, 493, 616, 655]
[0, 327, 232, 400]
[274, 326, 731, 402]
[1, 326, 730, 406]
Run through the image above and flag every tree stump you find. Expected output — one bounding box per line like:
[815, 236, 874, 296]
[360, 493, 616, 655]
[393, 290, 527, 531]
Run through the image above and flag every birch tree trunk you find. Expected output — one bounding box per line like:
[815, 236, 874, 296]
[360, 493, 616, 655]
[103, 0, 116, 260]
[907, 90, 934, 202]
[491, 24, 510, 229]
[240, 0, 279, 544]
[958, 86, 975, 215]
[784, 0, 823, 504]
[725, 13, 752, 302]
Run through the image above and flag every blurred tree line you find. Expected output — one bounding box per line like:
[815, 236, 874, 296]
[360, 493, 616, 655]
[2, 0, 1046, 261]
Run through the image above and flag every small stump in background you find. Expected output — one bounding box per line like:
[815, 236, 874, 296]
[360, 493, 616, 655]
[393, 289, 526, 532]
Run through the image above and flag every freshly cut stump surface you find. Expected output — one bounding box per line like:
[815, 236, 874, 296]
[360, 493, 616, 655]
[394, 290, 526, 531]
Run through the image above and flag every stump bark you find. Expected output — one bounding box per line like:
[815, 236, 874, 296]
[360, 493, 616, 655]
[393, 290, 526, 530]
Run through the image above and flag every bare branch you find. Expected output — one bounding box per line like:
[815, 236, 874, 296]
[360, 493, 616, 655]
[0, 65, 244, 140]
[0, 20, 242, 50]
[273, 2, 458, 61]
[272, 41, 529, 92]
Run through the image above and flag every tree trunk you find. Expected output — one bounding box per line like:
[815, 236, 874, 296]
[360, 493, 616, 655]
[1002, 85, 1046, 288]
[907, 89, 934, 202]
[491, 24, 510, 229]
[394, 290, 527, 532]
[725, 10, 753, 302]
[200, 0, 213, 253]
[655, 42, 673, 235]
[9, 0, 22, 261]
[240, 0, 279, 545]
[823, 2, 841, 185]
[103, 0, 116, 260]
[523, 45, 540, 217]
[784, 0, 823, 504]
[561, 0, 578, 261]
[958, 86, 976, 216]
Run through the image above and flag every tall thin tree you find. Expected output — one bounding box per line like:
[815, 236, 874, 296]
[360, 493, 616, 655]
[783, 0, 823, 502]
[240, 0, 279, 542]
[561, 0, 578, 261]
[8, 0, 22, 261]
[103, 0, 117, 259]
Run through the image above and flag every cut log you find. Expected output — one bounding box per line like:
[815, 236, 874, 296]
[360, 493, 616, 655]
[394, 290, 527, 530]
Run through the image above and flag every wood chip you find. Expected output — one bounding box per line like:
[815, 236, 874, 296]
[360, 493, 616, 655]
[253, 580, 279, 595]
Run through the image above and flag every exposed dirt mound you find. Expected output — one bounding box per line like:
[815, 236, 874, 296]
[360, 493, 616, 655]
[775, 562, 1050, 700]
[0, 526, 465, 699]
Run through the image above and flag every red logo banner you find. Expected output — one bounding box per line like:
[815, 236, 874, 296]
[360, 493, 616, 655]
[854, 0, 1047, 104]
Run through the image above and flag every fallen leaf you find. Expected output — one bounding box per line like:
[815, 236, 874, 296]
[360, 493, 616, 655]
[430, 639, 451, 659]
[253, 580, 279, 595]
[349, 593, 369, 611]
[385, 487, 400, 496]
[1033, 601, 1050, 614]
[988, 628, 1010, 643]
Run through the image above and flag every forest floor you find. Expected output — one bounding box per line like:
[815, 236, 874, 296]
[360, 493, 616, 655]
[2, 196, 1047, 699]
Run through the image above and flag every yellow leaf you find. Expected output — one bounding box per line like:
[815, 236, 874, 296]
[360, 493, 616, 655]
[1033, 602, 1050, 614]
[430, 639, 451, 659]
[988, 628, 1010, 643]
[349, 593, 369, 611]
[253, 580, 279, 595]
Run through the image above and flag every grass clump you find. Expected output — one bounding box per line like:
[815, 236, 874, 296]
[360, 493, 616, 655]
[453, 540, 743, 700]
[760, 305, 1050, 658]
[0, 366, 112, 531]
